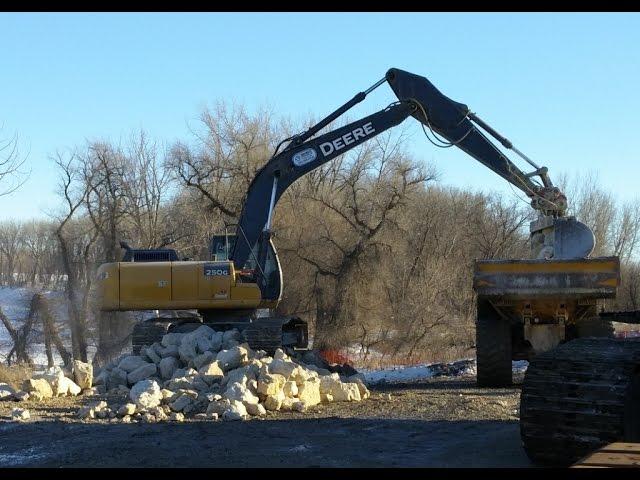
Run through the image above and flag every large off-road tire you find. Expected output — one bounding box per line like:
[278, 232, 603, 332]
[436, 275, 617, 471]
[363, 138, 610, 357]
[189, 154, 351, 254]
[476, 298, 512, 387]
[520, 338, 640, 466]
[576, 317, 615, 338]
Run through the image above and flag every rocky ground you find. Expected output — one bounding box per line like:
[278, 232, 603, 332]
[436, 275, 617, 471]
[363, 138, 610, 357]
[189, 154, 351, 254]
[0, 373, 530, 467]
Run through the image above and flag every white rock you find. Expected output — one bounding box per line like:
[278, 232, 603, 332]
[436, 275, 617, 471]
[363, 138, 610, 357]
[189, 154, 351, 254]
[273, 348, 288, 361]
[192, 375, 210, 392]
[159, 344, 180, 358]
[0, 382, 16, 400]
[209, 332, 223, 352]
[166, 376, 195, 391]
[118, 403, 137, 416]
[93, 369, 108, 386]
[22, 378, 53, 399]
[161, 332, 184, 347]
[206, 399, 231, 416]
[129, 379, 162, 409]
[199, 361, 225, 382]
[297, 377, 321, 406]
[351, 378, 370, 400]
[269, 359, 297, 379]
[329, 382, 361, 402]
[193, 351, 215, 370]
[77, 406, 95, 419]
[263, 390, 285, 411]
[12, 408, 30, 421]
[321, 393, 333, 403]
[169, 412, 185, 422]
[245, 402, 266, 416]
[216, 345, 249, 371]
[224, 382, 260, 405]
[178, 339, 198, 364]
[161, 389, 175, 402]
[159, 357, 180, 380]
[106, 368, 129, 390]
[222, 364, 259, 387]
[222, 329, 241, 343]
[283, 381, 298, 398]
[73, 360, 93, 390]
[292, 401, 307, 412]
[207, 412, 219, 421]
[196, 336, 213, 354]
[144, 346, 162, 364]
[58, 376, 82, 396]
[222, 400, 247, 421]
[121, 415, 132, 423]
[117, 356, 148, 373]
[257, 373, 286, 396]
[169, 395, 192, 412]
[127, 363, 157, 384]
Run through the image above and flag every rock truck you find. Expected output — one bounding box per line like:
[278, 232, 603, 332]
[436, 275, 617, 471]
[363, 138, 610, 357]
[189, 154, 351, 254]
[96, 68, 640, 464]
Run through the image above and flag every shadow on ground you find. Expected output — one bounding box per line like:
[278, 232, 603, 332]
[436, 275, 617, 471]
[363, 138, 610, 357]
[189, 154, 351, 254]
[0, 416, 533, 468]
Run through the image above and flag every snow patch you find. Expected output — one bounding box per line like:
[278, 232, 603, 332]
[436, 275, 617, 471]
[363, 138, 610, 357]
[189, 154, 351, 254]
[362, 359, 527, 385]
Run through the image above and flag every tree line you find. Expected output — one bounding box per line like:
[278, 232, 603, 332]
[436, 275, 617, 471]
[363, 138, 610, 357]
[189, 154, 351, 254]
[1, 105, 639, 368]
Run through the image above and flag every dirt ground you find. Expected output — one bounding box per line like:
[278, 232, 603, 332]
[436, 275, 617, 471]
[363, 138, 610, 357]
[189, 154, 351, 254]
[0, 373, 532, 468]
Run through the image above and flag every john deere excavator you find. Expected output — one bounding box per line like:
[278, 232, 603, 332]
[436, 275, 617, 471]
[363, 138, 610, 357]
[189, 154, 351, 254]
[96, 68, 640, 465]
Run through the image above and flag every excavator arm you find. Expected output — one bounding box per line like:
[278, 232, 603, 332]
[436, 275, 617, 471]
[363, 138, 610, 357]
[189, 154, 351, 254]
[231, 67, 592, 298]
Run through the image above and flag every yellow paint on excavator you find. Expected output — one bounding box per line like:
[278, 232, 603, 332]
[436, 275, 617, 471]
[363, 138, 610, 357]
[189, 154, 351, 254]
[96, 260, 264, 311]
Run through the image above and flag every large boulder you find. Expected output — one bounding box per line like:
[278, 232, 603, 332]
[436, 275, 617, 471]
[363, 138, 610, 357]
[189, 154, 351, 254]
[144, 346, 162, 364]
[73, 360, 93, 390]
[206, 399, 231, 416]
[224, 382, 260, 406]
[257, 373, 286, 397]
[193, 351, 215, 370]
[198, 360, 225, 383]
[158, 344, 180, 358]
[0, 382, 16, 400]
[216, 345, 249, 371]
[130, 379, 162, 409]
[221, 399, 247, 421]
[245, 402, 267, 416]
[106, 368, 129, 391]
[117, 356, 148, 373]
[159, 357, 180, 380]
[169, 393, 195, 412]
[127, 363, 157, 384]
[117, 403, 137, 417]
[263, 390, 285, 411]
[269, 359, 297, 379]
[161, 333, 184, 347]
[22, 378, 53, 399]
[297, 377, 321, 406]
[57, 376, 82, 396]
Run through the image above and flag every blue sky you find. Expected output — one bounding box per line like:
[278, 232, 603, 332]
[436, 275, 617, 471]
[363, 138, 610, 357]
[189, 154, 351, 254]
[1, 12, 639, 220]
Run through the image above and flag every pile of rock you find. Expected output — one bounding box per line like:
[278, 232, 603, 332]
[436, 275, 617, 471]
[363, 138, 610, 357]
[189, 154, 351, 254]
[87, 325, 370, 423]
[0, 359, 94, 404]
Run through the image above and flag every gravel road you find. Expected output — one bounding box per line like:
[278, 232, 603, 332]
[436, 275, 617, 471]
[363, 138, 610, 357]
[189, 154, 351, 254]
[0, 374, 533, 467]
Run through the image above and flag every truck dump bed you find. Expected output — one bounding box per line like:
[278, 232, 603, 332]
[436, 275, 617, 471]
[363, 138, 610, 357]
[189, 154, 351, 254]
[473, 256, 620, 299]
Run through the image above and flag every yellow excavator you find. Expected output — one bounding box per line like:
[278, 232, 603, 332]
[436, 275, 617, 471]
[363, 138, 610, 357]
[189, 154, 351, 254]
[96, 68, 640, 465]
[96, 67, 578, 355]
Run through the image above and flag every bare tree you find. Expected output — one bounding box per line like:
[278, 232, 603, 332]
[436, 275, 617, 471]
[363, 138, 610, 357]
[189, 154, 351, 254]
[0, 126, 29, 197]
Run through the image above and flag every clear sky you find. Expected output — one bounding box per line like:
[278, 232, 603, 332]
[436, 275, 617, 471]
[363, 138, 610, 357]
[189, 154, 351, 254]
[1, 12, 639, 221]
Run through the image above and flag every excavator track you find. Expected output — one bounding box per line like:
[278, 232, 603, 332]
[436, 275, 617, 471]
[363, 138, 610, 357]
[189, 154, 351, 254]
[131, 316, 308, 355]
[520, 337, 640, 466]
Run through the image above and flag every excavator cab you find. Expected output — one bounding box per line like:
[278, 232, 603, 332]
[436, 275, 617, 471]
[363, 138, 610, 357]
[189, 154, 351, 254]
[209, 233, 283, 304]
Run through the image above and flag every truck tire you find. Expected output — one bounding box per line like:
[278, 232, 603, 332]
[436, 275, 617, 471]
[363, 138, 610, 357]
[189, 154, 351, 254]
[476, 298, 512, 387]
[576, 317, 615, 338]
